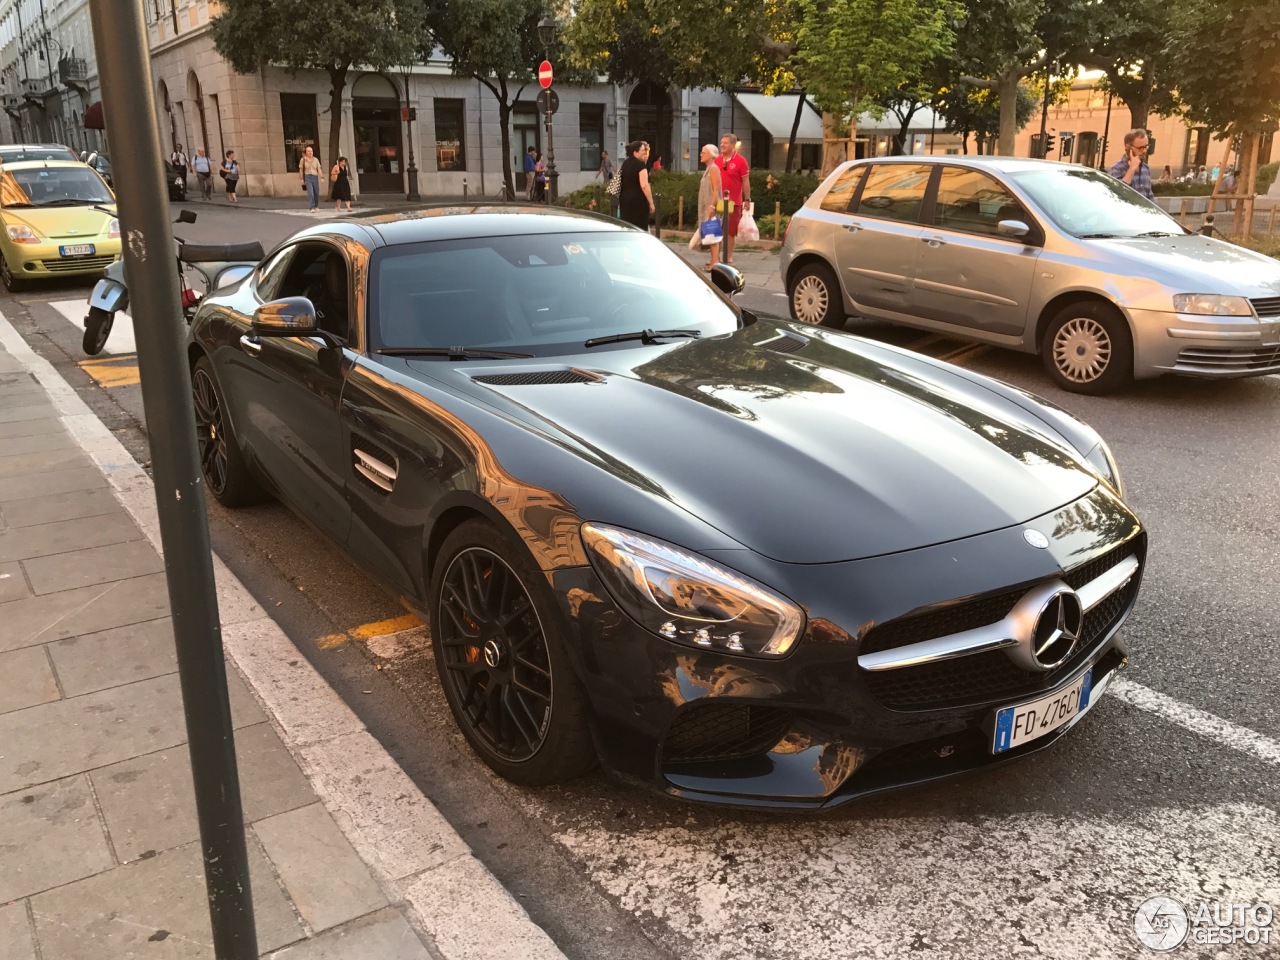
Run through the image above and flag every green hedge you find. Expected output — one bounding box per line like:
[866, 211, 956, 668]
[1257, 162, 1279, 197]
[1152, 182, 1214, 196]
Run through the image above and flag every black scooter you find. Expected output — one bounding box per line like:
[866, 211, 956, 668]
[82, 209, 264, 356]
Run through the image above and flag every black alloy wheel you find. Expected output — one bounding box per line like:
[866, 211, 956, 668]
[430, 520, 595, 785]
[191, 356, 264, 507]
[82, 307, 114, 356]
[1, 255, 28, 292]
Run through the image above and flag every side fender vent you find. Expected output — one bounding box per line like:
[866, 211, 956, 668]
[755, 332, 809, 354]
[353, 442, 397, 493]
[472, 369, 601, 386]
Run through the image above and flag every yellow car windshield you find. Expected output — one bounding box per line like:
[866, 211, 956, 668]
[0, 168, 113, 208]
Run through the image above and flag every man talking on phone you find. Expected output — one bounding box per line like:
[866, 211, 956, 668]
[1108, 129, 1155, 200]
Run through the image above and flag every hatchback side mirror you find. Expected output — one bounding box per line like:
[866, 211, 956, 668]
[709, 263, 746, 297]
[252, 297, 319, 336]
[997, 219, 1031, 239]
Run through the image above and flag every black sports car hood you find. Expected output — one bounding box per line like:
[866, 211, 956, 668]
[437, 325, 1099, 563]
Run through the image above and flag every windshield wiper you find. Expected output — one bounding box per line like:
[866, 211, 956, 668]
[376, 346, 534, 360]
[1078, 232, 1120, 239]
[36, 198, 102, 207]
[2, 202, 34, 208]
[1130, 230, 1181, 238]
[584, 328, 702, 348]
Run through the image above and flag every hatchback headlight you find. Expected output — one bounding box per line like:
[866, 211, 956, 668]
[1172, 294, 1252, 316]
[6, 224, 38, 244]
[581, 523, 805, 657]
[1084, 439, 1125, 498]
[108, 218, 120, 239]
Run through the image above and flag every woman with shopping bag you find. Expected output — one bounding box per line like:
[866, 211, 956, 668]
[697, 144, 724, 270]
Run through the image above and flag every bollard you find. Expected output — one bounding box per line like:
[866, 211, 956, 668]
[653, 194, 662, 239]
[1268, 206, 1278, 236]
[463, 178, 468, 200]
[678, 195, 683, 230]
[1179, 198, 1188, 224]
[595, 184, 602, 215]
[1198, 213, 1216, 238]
[774, 201, 781, 241]
[721, 188, 731, 263]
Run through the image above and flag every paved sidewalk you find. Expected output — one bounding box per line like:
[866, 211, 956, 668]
[0, 319, 565, 958]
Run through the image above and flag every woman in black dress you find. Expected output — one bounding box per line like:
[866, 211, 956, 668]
[618, 140, 654, 230]
[330, 156, 352, 212]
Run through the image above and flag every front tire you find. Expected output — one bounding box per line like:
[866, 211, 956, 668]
[789, 261, 845, 329]
[429, 519, 595, 786]
[1042, 301, 1134, 395]
[83, 307, 114, 356]
[192, 356, 266, 507]
[1, 255, 29, 292]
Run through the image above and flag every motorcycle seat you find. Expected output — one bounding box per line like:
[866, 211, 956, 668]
[179, 241, 264, 264]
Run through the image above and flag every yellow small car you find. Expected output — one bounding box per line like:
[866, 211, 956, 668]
[0, 158, 119, 291]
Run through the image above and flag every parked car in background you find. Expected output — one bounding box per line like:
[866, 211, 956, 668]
[782, 156, 1280, 394]
[81, 151, 113, 188]
[188, 205, 1145, 809]
[0, 143, 80, 163]
[0, 159, 119, 291]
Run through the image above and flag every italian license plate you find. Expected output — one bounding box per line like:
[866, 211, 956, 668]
[59, 244, 95, 257]
[992, 669, 1093, 754]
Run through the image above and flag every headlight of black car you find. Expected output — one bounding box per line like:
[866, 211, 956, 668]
[1084, 439, 1124, 499]
[581, 523, 805, 657]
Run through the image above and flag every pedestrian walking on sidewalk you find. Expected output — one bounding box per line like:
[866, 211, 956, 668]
[619, 140, 655, 231]
[299, 145, 323, 211]
[220, 150, 240, 204]
[192, 147, 213, 200]
[330, 156, 353, 212]
[715, 133, 750, 263]
[698, 144, 723, 270]
[524, 146, 538, 201]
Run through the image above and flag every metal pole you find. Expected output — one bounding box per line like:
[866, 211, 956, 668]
[1100, 92, 1113, 170]
[1037, 67, 1051, 158]
[402, 67, 419, 202]
[86, 3, 258, 957]
[546, 91, 558, 203]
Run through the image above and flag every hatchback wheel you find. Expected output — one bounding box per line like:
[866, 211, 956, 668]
[1043, 302, 1133, 395]
[789, 262, 845, 329]
[1, 256, 29, 292]
[192, 356, 265, 506]
[430, 519, 595, 786]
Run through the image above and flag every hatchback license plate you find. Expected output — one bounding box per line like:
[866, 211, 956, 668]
[59, 244, 95, 257]
[992, 669, 1093, 754]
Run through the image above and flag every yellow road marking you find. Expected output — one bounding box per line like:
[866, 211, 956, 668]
[78, 354, 140, 388]
[939, 343, 988, 363]
[316, 613, 424, 650]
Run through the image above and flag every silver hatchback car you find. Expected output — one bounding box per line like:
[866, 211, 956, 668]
[781, 156, 1280, 394]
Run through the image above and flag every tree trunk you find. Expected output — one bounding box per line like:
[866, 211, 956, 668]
[821, 111, 848, 176]
[785, 89, 807, 173]
[996, 73, 1019, 156]
[497, 79, 515, 201]
[326, 64, 349, 174]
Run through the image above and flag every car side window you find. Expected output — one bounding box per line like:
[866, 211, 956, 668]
[276, 240, 351, 341]
[818, 166, 866, 214]
[255, 247, 295, 302]
[935, 167, 1027, 239]
[851, 164, 932, 224]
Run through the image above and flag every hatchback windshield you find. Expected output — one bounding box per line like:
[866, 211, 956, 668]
[371, 230, 739, 353]
[0, 167, 114, 207]
[1010, 166, 1185, 239]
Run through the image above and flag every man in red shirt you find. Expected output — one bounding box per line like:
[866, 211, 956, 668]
[716, 133, 751, 264]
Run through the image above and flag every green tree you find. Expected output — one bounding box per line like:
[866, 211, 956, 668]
[934, 82, 1035, 154]
[424, 0, 573, 200]
[1078, 3, 1175, 131]
[211, 0, 423, 175]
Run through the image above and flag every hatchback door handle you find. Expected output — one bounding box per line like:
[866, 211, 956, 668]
[239, 334, 262, 356]
[923, 235, 946, 247]
[843, 222, 862, 233]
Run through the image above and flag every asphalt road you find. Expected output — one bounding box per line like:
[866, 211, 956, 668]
[5, 199, 1278, 960]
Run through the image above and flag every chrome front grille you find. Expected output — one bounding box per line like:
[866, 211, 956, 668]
[38, 255, 115, 273]
[1175, 344, 1280, 374]
[858, 542, 1142, 711]
[1250, 296, 1280, 319]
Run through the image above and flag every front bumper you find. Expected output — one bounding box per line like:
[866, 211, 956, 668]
[1130, 307, 1280, 379]
[4, 240, 121, 281]
[554, 485, 1145, 810]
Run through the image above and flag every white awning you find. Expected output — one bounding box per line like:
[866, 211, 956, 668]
[733, 93, 823, 143]
[855, 106, 943, 133]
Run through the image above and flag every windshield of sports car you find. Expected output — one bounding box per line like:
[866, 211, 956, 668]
[0, 167, 114, 207]
[1009, 166, 1186, 239]
[370, 230, 740, 354]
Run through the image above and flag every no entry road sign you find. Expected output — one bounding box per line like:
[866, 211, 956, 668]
[538, 60, 553, 89]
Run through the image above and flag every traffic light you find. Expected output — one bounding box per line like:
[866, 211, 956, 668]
[1043, 132, 1056, 157]
[1060, 132, 1075, 159]
[1146, 136, 1156, 159]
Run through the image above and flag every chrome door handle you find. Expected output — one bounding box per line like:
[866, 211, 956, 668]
[239, 334, 262, 356]
[923, 236, 946, 247]
[843, 223, 861, 233]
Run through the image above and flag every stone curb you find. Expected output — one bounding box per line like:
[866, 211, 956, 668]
[0, 311, 567, 960]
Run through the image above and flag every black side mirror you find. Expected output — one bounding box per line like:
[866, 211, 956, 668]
[252, 297, 319, 337]
[709, 263, 746, 297]
[176, 209, 197, 224]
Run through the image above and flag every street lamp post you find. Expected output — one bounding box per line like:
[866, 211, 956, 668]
[538, 17, 559, 203]
[399, 64, 420, 202]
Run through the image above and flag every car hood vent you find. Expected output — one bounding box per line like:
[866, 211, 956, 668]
[472, 369, 600, 386]
[754, 332, 809, 354]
